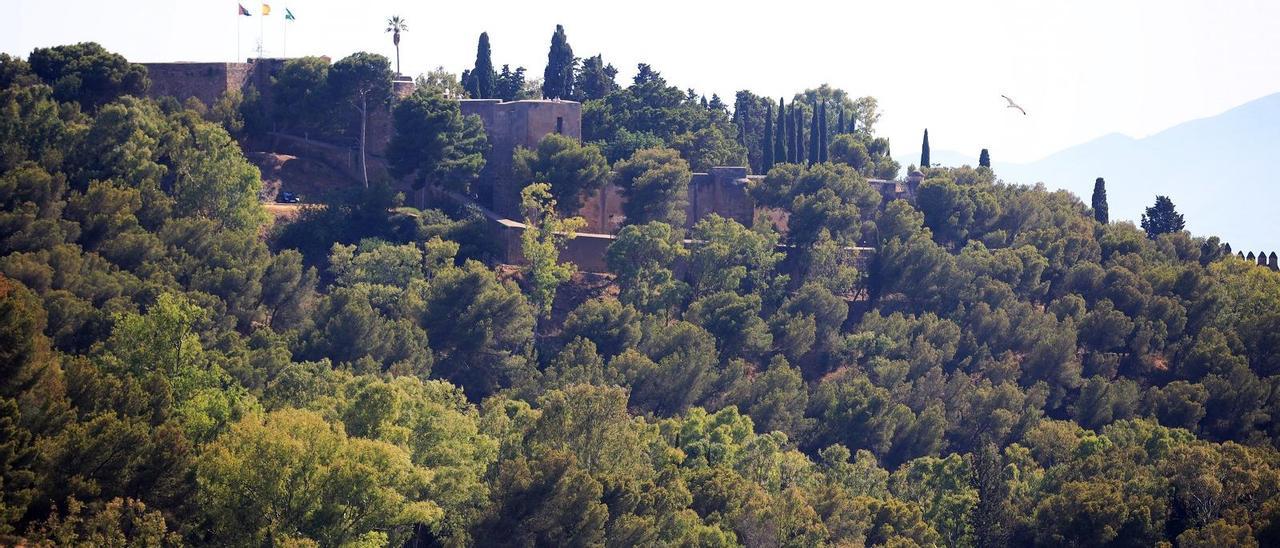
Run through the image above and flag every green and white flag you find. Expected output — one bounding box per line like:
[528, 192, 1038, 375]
[285, 8, 296, 21]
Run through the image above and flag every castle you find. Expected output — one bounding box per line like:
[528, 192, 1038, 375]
[144, 58, 288, 108]
[143, 59, 914, 270]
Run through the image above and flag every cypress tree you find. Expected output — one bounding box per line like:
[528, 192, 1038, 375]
[1091, 177, 1109, 224]
[763, 102, 775, 172]
[471, 32, 494, 99]
[785, 102, 796, 163]
[774, 99, 787, 165]
[808, 103, 820, 165]
[979, 148, 991, 168]
[920, 129, 931, 168]
[837, 108, 846, 134]
[819, 102, 829, 163]
[541, 24, 574, 99]
[795, 108, 806, 165]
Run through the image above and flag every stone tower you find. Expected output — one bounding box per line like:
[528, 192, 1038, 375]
[459, 99, 583, 217]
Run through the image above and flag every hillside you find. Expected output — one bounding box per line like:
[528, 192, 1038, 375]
[5, 41, 1280, 548]
[920, 93, 1280, 251]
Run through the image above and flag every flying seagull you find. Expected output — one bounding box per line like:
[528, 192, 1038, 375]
[1002, 95, 1027, 115]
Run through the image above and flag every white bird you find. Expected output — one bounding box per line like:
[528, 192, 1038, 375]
[1002, 95, 1027, 115]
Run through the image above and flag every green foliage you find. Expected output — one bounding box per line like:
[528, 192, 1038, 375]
[606, 221, 689, 315]
[25, 497, 180, 547]
[466, 32, 494, 99]
[614, 147, 692, 227]
[329, 52, 393, 186]
[271, 56, 338, 136]
[419, 261, 536, 400]
[582, 63, 743, 167]
[542, 25, 575, 99]
[4, 41, 1280, 548]
[27, 43, 149, 110]
[197, 408, 440, 546]
[387, 88, 489, 194]
[921, 128, 931, 167]
[756, 162, 880, 245]
[672, 124, 748, 172]
[688, 214, 784, 298]
[519, 183, 585, 318]
[1141, 194, 1185, 238]
[1092, 177, 1109, 224]
[560, 297, 641, 360]
[573, 54, 618, 101]
[513, 133, 609, 214]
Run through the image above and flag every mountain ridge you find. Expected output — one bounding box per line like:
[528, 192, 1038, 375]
[908, 92, 1280, 251]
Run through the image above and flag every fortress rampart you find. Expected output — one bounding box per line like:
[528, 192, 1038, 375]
[1240, 251, 1280, 271]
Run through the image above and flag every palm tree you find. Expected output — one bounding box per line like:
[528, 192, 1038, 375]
[386, 16, 408, 76]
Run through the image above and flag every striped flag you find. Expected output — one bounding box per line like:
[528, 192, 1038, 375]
[285, 8, 295, 21]
[238, 4, 251, 16]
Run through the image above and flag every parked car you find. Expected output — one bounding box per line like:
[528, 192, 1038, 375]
[277, 191, 300, 203]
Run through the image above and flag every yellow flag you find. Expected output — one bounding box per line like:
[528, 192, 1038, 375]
[261, 3, 271, 15]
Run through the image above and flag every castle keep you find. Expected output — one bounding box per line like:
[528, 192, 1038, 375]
[460, 99, 583, 217]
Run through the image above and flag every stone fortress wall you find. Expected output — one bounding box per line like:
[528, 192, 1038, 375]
[1241, 251, 1280, 271]
[143, 58, 905, 270]
[459, 99, 583, 217]
[144, 58, 286, 108]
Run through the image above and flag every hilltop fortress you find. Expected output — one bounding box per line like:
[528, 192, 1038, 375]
[143, 59, 919, 268]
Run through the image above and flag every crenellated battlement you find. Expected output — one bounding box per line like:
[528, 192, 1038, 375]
[1239, 251, 1280, 271]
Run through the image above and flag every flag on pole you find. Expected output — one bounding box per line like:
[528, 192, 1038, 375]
[261, 3, 271, 16]
[285, 8, 295, 21]
[238, 4, 251, 16]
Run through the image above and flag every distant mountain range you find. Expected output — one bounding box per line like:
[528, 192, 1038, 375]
[902, 93, 1280, 252]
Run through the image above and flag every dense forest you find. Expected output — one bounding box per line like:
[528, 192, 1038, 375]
[2, 37, 1280, 548]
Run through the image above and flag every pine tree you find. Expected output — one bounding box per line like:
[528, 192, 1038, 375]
[763, 101, 775, 172]
[818, 102, 829, 163]
[1091, 177, 1109, 224]
[1140, 195, 1185, 239]
[978, 148, 990, 168]
[774, 99, 787, 165]
[808, 103, 820, 165]
[470, 32, 495, 99]
[573, 54, 618, 101]
[920, 128, 931, 168]
[542, 24, 574, 99]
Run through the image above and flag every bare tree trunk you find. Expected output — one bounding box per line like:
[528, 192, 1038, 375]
[359, 96, 368, 187]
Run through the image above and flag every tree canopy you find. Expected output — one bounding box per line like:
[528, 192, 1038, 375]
[2, 40, 1280, 548]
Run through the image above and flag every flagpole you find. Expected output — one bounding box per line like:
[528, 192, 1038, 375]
[236, 6, 241, 62]
[259, 7, 264, 58]
[282, 11, 287, 57]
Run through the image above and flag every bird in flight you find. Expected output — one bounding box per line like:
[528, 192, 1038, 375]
[1002, 95, 1027, 115]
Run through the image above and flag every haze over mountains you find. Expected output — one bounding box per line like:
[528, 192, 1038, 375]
[907, 92, 1280, 251]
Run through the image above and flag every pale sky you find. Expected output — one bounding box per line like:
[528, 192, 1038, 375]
[6, 0, 1280, 163]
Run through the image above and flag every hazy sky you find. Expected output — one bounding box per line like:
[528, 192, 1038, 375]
[6, 0, 1280, 163]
